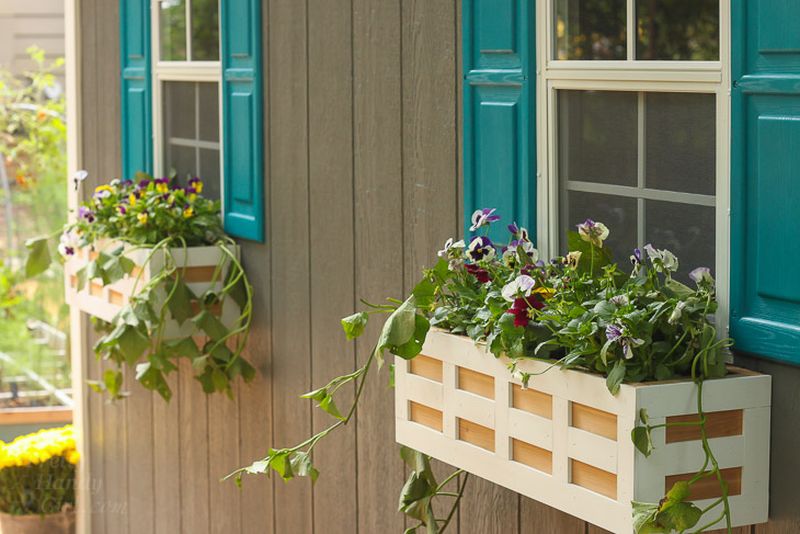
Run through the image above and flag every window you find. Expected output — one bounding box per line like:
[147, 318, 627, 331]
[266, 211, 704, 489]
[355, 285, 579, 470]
[152, 0, 222, 199]
[537, 0, 729, 299]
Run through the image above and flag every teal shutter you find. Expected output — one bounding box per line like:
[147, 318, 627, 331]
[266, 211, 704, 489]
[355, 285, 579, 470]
[463, 1, 536, 242]
[221, 0, 265, 242]
[120, 0, 152, 179]
[731, 0, 800, 364]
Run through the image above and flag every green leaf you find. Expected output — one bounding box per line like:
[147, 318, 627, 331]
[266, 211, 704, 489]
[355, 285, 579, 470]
[225, 265, 248, 310]
[374, 297, 418, 367]
[656, 502, 702, 531]
[269, 450, 294, 481]
[664, 480, 691, 504]
[25, 237, 51, 278]
[392, 314, 430, 360]
[319, 394, 345, 421]
[632, 501, 661, 533]
[663, 278, 694, 299]
[211, 368, 228, 392]
[606, 358, 626, 395]
[631, 426, 654, 457]
[192, 310, 228, 340]
[117, 325, 150, 365]
[167, 279, 196, 325]
[341, 312, 369, 340]
[164, 337, 201, 360]
[412, 276, 437, 309]
[289, 451, 319, 484]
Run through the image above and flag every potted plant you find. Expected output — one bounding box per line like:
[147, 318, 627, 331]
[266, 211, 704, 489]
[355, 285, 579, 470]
[26, 173, 255, 400]
[0, 425, 77, 534]
[231, 210, 770, 533]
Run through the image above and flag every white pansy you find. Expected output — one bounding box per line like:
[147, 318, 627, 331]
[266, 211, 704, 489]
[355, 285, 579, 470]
[501, 275, 536, 302]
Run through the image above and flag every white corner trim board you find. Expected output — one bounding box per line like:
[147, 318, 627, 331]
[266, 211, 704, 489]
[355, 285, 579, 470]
[64, 240, 240, 337]
[395, 329, 771, 533]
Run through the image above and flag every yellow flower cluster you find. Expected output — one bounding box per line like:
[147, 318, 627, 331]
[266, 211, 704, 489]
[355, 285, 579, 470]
[0, 425, 78, 469]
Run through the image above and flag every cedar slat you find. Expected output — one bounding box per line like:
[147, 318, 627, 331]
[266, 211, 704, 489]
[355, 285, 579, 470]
[665, 467, 743, 500]
[571, 402, 617, 441]
[512, 438, 553, 474]
[666, 410, 743, 443]
[571, 460, 617, 499]
[410, 402, 443, 432]
[409, 355, 443, 383]
[512, 384, 553, 419]
[458, 418, 495, 452]
[457, 367, 495, 399]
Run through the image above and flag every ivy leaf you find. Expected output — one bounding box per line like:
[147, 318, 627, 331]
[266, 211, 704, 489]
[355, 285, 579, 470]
[374, 297, 418, 368]
[167, 279, 196, 325]
[319, 394, 345, 420]
[289, 451, 319, 483]
[164, 337, 201, 360]
[412, 276, 437, 309]
[341, 312, 369, 340]
[102, 256, 127, 284]
[269, 449, 294, 481]
[193, 310, 227, 341]
[656, 502, 702, 531]
[631, 501, 661, 533]
[136, 362, 172, 400]
[631, 426, 654, 457]
[663, 278, 694, 299]
[605, 358, 626, 395]
[25, 237, 52, 278]
[117, 325, 150, 365]
[392, 314, 430, 360]
[225, 265, 248, 310]
[664, 480, 691, 504]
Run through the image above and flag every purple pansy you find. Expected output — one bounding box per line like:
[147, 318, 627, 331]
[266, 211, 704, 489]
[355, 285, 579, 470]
[466, 236, 496, 262]
[605, 323, 644, 360]
[689, 267, 714, 286]
[469, 208, 501, 232]
[79, 206, 95, 223]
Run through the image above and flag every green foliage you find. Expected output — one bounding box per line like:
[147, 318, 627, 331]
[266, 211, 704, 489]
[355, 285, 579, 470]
[27, 174, 256, 401]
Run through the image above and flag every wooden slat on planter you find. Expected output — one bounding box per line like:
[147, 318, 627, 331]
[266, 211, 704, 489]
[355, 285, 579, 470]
[458, 418, 495, 452]
[666, 410, 744, 443]
[512, 438, 553, 474]
[410, 402, 443, 432]
[571, 403, 617, 441]
[409, 355, 443, 383]
[457, 367, 494, 399]
[665, 467, 743, 500]
[512, 384, 553, 419]
[571, 459, 617, 499]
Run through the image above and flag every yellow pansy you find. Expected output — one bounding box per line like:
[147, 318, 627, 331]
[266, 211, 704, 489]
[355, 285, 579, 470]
[183, 206, 194, 219]
[137, 212, 149, 225]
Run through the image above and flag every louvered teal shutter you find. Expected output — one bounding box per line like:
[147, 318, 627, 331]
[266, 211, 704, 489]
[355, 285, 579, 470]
[731, 1, 800, 364]
[119, 0, 152, 179]
[221, 0, 265, 242]
[462, 1, 536, 242]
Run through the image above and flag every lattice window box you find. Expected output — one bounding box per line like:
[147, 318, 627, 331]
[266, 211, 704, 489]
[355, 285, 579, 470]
[65, 242, 239, 337]
[395, 330, 771, 533]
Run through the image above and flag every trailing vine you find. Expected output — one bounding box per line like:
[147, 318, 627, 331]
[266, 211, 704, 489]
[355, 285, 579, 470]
[25, 173, 256, 399]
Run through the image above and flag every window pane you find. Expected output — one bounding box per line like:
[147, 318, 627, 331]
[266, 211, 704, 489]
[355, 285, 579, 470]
[554, 0, 627, 60]
[645, 201, 715, 283]
[192, 0, 220, 61]
[162, 81, 221, 199]
[164, 82, 196, 139]
[563, 191, 638, 266]
[198, 83, 220, 142]
[160, 0, 187, 61]
[558, 90, 638, 186]
[636, 0, 719, 60]
[645, 93, 716, 196]
[199, 149, 221, 199]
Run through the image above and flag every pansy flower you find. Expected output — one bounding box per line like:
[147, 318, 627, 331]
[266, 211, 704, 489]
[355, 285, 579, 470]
[117, 205, 127, 215]
[577, 219, 610, 248]
[469, 208, 500, 232]
[72, 170, 88, 191]
[644, 244, 679, 273]
[188, 177, 204, 194]
[466, 236, 495, 263]
[137, 212, 149, 225]
[57, 230, 80, 258]
[137, 179, 151, 190]
[605, 323, 645, 360]
[93, 185, 113, 200]
[465, 264, 491, 284]
[78, 206, 95, 223]
[155, 177, 170, 194]
[438, 237, 466, 270]
[183, 205, 194, 219]
[564, 251, 582, 269]
[689, 267, 714, 287]
[501, 275, 536, 302]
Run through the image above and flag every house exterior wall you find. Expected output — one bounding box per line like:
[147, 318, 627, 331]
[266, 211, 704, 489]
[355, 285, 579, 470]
[0, 0, 64, 75]
[73, 1, 799, 533]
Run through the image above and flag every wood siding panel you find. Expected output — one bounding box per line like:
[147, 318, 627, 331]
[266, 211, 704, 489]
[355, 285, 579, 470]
[75, 1, 787, 533]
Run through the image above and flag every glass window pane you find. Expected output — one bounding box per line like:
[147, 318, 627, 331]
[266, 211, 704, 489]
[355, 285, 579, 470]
[165, 144, 196, 181]
[554, 0, 627, 60]
[558, 90, 638, 186]
[198, 83, 220, 142]
[636, 0, 719, 60]
[192, 0, 220, 61]
[562, 191, 638, 267]
[160, 0, 187, 61]
[645, 201, 715, 283]
[199, 148, 221, 199]
[645, 93, 716, 196]
[163, 82, 196, 140]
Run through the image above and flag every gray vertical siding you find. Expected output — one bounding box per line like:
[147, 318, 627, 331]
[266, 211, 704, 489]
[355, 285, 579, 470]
[76, 0, 797, 532]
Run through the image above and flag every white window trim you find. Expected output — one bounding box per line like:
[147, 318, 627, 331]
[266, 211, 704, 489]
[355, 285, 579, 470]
[150, 0, 224, 192]
[535, 0, 732, 335]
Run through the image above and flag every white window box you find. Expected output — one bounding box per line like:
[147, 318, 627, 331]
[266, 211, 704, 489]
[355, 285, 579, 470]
[64, 241, 239, 337]
[395, 329, 770, 533]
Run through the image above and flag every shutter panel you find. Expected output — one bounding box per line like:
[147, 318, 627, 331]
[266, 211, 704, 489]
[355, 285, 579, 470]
[119, 0, 152, 179]
[731, 0, 800, 363]
[462, 1, 535, 243]
[221, 0, 265, 242]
